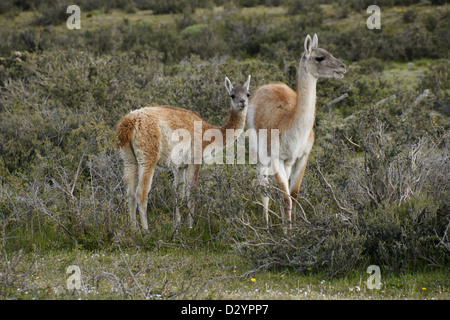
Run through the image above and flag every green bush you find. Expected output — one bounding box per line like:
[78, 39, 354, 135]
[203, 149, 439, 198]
[234, 91, 449, 277]
[145, 0, 213, 14]
[417, 59, 449, 112]
[0, 48, 287, 251]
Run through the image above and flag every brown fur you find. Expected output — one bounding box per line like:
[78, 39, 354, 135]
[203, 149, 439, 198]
[251, 83, 297, 132]
[247, 34, 345, 234]
[117, 76, 251, 231]
[117, 114, 137, 149]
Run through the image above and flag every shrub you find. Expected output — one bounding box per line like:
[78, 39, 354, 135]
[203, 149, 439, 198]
[233, 94, 449, 277]
[402, 9, 417, 23]
[284, 0, 322, 15]
[146, 0, 212, 14]
[33, 0, 68, 26]
[417, 59, 449, 112]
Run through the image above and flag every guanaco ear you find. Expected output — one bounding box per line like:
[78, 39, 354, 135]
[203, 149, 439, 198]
[225, 76, 233, 95]
[304, 34, 313, 56]
[312, 34, 318, 48]
[243, 75, 251, 92]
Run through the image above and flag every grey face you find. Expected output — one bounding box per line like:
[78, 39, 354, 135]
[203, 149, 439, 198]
[306, 48, 346, 79]
[225, 75, 251, 111]
[229, 86, 250, 111]
[303, 34, 346, 80]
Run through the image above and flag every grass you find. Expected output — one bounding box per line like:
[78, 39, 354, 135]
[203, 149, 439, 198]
[1, 246, 448, 300]
[381, 59, 433, 89]
[0, 8, 173, 28]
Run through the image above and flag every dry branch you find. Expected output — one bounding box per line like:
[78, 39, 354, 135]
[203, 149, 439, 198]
[327, 93, 349, 106]
[374, 94, 396, 107]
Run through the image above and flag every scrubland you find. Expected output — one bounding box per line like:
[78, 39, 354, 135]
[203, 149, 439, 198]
[0, 0, 448, 299]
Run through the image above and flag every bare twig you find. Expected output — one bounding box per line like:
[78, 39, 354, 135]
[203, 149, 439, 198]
[327, 93, 349, 106]
[435, 220, 450, 252]
[117, 245, 148, 299]
[344, 136, 361, 148]
[315, 164, 356, 216]
[28, 189, 75, 241]
[71, 136, 96, 196]
[271, 185, 310, 223]
[374, 94, 396, 107]
[241, 196, 282, 220]
[412, 89, 431, 107]
[401, 89, 432, 122]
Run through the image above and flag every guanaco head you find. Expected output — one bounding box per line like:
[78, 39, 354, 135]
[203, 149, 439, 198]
[302, 34, 346, 80]
[225, 75, 251, 111]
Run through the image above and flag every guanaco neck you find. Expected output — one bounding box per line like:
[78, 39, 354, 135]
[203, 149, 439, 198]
[199, 107, 246, 152]
[291, 55, 318, 136]
[220, 108, 247, 146]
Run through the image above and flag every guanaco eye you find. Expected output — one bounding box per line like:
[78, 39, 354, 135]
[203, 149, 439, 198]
[247, 92, 250, 97]
[315, 56, 325, 62]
